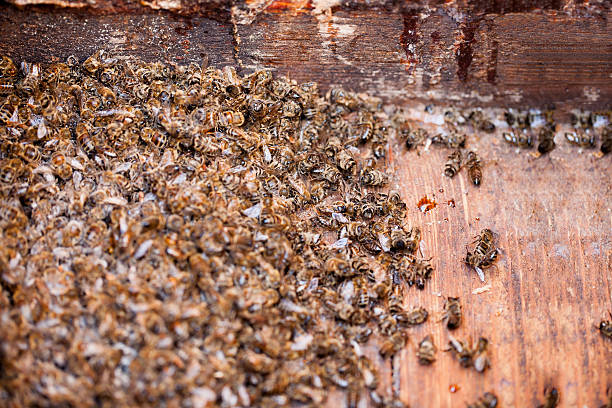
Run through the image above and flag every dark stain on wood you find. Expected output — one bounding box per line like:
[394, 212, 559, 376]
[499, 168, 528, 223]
[467, 0, 563, 14]
[456, 18, 481, 82]
[400, 10, 420, 69]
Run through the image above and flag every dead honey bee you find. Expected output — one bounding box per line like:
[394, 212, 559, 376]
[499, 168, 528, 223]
[444, 149, 462, 178]
[467, 392, 498, 408]
[325, 257, 353, 278]
[468, 110, 495, 133]
[597, 312, 612, 340]
[446, 335, 473, 368]
[442, 296, 462, 330]
[403, 127, 428, 150]
[360, 168, 387, 187]
[537, 387, 560, 408]
[379, 330, 408, 358]
[565, 129, 595, 147]
[75, 122, 96, 153]
[416, 335, 436, 365]
[354, 277, 369, 308]
[336, 149, 356, 174]
[0, 103, 16, 125]
[19, 143, 41, 163]
[390, 227, 410, 252]
[465, 150, 482, 186]
[465, 228, 498, 282]
[432, 129, 466, 149]
[537, 126, 556, 155]
[411, 257, 433, 290]
[399, 306, 428, 326]
[0, 55, 18, 78]
[473, 337, 490, 372]
[503, 129, 534, 148]
[0, 78, 14, 95]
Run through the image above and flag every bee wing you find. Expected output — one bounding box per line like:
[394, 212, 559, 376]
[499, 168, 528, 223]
[448, 334, 463, 352]
[475, 266, 485, 282]
[473, 353, 489, 372]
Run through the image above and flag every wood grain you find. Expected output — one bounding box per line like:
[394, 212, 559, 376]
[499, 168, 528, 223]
[1, 1, 611, 109]
[376, 129, 612, 408]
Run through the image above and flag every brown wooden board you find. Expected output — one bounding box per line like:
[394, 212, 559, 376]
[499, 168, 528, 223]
[1, 1, 611, 110]
[370, 127, 612, 408]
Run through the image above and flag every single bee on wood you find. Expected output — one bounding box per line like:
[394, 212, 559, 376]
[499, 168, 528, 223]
[473, 228, 495, 256]
[446, 335, 473, 368]
[537, 387, 560, 408]
[467, 392, 498, 408]
[444, 149, 462, 178]
[416, 335, 436, 365]
[465, 228, 498, 282]
[537, 126, 556, 155]
[410, 257, 433, 290]
[597, 312, 612, 340]
[473, 337, 490, 373]
[379, 330, 408, 359]
[442, 296, 462, 330]
[465, 151, 482, 186]
[397, 306, 428, 326]
[404, 128, 428, 150]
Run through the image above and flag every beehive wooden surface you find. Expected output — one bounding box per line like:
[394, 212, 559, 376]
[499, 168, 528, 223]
[365, 132, 612, 408]
[1, 1, 611, 406]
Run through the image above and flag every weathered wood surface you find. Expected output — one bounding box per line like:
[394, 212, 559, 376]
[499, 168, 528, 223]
[1, 1, 611, 407]
[375, 128, 612, 408]
[1, 0, 611, 110]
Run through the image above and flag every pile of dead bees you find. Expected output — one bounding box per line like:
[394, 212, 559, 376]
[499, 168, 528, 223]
[7, 50, 608, 407]
[0, 51, 465, 407]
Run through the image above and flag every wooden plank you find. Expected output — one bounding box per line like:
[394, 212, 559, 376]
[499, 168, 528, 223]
[379, 125, 612, 407]
[1, 1, 611, 109]
[0, 5, 235, 66]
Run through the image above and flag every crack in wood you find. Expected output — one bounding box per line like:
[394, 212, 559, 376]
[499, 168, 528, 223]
[230, 3, 245, 72]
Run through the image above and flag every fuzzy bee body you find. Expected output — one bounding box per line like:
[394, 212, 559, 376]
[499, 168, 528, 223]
[538, 127, 556, 155]
[443, 296, 462, 330]
[598, 312, 612, 340]
[465, 151, 482, 186]
[444, 149, 462, 178]
[467, 392, 498, 408]
[416, 335, 436, 365]
[537, 387, 560, 408]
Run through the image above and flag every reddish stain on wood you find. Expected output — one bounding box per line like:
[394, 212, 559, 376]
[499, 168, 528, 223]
[418, 196, 437, 213]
